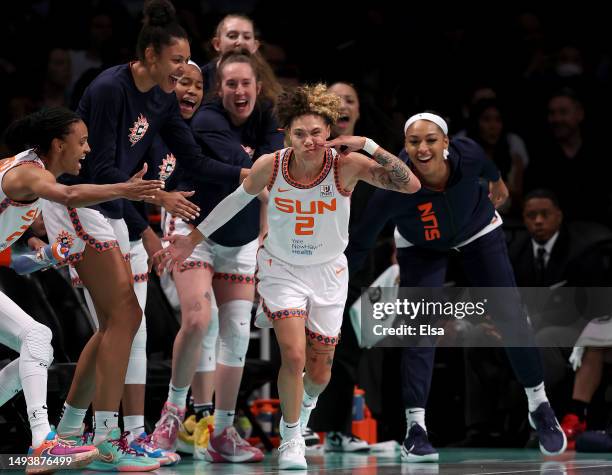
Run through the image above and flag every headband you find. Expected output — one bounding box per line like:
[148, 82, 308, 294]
[404, 113, 448, 135]
[187, 60, 202, 73]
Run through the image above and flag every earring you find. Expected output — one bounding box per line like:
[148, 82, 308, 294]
[443, 149, 449, 160]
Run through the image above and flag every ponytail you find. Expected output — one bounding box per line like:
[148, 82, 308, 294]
[136, 0, 188, 61]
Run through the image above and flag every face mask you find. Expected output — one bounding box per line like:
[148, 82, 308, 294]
[556, 62, 583, 77]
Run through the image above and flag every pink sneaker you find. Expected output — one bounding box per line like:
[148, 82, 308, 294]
[206, 426, 264, 463]
[150, 402, 185, 452]
[26, 431, 99, 474]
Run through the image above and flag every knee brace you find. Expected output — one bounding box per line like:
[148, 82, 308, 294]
[217, 300, 252, 368]
[125, 316, 147, 384]
[20, 323, 54, 377]
[197, 305, 219, 372]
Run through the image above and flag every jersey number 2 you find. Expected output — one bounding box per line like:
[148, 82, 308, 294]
[295, 216, 314, 235]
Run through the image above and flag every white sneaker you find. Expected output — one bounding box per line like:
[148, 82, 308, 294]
[325, 432, 370, 452]
[279, 416, 320, 447]
[278, 437, 307, 470]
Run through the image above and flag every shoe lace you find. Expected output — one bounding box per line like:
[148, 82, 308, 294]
[110, 432, 141, 456]
[278, 438, 304, 452]
[534, 407, 559, 432]
[155, 410, 181, 440]
[135, 432, 157, 449]
[226, 427, 249, 448]
[57, 437, 77, 447]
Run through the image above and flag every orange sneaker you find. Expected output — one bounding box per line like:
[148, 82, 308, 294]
[26, 431, 98, 474]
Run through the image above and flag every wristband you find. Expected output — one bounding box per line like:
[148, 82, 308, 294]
[363, 137, 379, 155]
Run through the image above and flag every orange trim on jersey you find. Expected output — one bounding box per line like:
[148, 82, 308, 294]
[177, 260, 214, 273]
[261, 299, 308, 321]
[333, 157, 352, 197]
[281, 148, 333, 189]
[73, 271, 147, 288]
[60, 252, 83, 267]
[267, 151, 281, 191]
[133, 273, 148, 283]
[213, 272, 255, 285]
[305, 327, 340, 346]
[67, 207, 119, 253]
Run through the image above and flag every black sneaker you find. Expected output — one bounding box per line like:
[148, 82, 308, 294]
[324, 432, 369, 452]
[528, 402, 567, 455]
[401, 424, 439, 463]
[302, 427, 321, 447]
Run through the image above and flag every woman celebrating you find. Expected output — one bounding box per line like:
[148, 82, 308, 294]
[1, 106, 161, 473]
[47, 0, 245, 470]
[346, 112, 567, 461]
[156, 83, 420, 469]
[151, 50, 283, 463]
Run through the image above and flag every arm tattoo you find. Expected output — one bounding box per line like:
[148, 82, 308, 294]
[371, 149, 411, 191]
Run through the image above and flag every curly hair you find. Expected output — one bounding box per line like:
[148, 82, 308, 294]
[277, 83, 341, 130]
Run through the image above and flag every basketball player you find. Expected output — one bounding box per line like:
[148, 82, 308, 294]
[155, 83, 420, 469]
[1, 106, 161, 472]
[346, 112, 567, 461]
[151, 51, 283, 463]
[45, 1, 247, 470]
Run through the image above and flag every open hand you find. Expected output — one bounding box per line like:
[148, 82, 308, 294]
[160, 191, 200, 222]
[125, 163, 164, 201]
[152, 234, 197, 275]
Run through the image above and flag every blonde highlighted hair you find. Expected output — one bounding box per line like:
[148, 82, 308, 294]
[277, 83, 341, 130]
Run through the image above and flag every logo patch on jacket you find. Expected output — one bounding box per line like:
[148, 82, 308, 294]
[159, 153, 176, 181]
[128, 114, 149, 146]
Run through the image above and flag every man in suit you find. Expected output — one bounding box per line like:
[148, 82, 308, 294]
[512, 190, 567, 287]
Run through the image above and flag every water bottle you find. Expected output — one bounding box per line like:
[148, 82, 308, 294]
[10, 242, 70, 275]
[353, 387, 365, 421]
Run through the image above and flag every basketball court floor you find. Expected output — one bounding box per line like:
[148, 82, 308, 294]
[23, 448, 612, 474]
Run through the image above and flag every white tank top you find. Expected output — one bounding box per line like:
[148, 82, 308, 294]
[264, 147, 351, 265]
[0, 150, 44, 252]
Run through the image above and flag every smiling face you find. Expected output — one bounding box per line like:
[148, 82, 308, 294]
[329, 82, 360, 137]
[175, 64, 204, 119]
[404, 120, 449, 179]
[147, 37, 191, 93]
[213, 17, 259, 54]
[54, 120, 90, 175]
[219, 61, 259, 125]
[289, 114, 330, 160]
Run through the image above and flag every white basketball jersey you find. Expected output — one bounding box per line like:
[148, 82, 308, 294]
[0, 150, 43, 251]
[264, 147, 351, 265]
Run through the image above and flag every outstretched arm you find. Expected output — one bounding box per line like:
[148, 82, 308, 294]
[19, 164, 163, 208]
[153, 153, 275, 272]
[326, 136, 420, 193]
